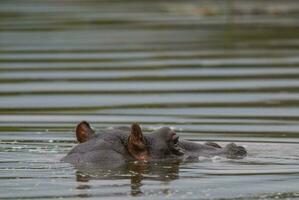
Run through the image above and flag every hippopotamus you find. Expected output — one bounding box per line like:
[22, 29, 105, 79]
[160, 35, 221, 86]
[62, 121, 247, 167]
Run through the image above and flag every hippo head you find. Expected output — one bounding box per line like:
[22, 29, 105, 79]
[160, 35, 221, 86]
[74, 121, 184, 162]
[148, 127, 185, 159]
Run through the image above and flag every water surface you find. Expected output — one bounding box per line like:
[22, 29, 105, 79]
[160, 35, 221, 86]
[1, 0, 299, 199]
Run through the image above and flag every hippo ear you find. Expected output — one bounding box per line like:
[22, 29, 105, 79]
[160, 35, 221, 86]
[76, 121, 95, 143]
[130, 123, 143, 140]
[128, 123, 149, 161]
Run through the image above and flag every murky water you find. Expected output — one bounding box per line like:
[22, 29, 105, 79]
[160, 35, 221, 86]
[1, 0, 299, 199]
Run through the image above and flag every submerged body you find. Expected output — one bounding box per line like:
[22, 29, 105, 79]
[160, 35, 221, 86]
[62, 122, 247, 167]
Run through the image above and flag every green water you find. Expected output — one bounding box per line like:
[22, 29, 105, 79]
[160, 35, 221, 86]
[1, 0, 299, 199]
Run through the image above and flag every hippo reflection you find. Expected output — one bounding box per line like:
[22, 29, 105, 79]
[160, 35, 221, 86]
[62, 121, 247, 167]
[75, 161, 180, 197]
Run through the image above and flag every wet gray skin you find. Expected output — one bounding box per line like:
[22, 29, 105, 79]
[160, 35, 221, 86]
[62, 125, 247, 168]
[61, 127, 132, 168]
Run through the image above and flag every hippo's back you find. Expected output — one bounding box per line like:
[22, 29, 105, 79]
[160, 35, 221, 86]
[62, 128, 131, 166]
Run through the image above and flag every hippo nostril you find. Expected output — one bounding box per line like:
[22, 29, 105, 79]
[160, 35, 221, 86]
[225, 143, 247, 159]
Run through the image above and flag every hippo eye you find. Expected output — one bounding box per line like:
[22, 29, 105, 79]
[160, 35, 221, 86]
[168, 132, 184, 156]
[173, 136, 179, 144]
[170, 132, 179, 144]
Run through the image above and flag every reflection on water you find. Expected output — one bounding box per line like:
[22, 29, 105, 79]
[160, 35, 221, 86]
[1, 0, 299, 199]
[75, 161, 180, 197]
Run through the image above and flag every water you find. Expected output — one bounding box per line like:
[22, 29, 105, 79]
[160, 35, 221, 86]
[1, 0, 299, 199]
